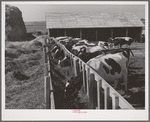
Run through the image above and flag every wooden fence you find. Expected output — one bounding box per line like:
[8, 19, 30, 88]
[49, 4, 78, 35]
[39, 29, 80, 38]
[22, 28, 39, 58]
[43, 38, 55, 109]
[50, 37, 135, 110]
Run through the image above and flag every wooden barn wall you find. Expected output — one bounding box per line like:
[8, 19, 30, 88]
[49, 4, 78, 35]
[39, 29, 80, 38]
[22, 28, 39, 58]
[128, 27, 142, 42]
[66, 29, 80, 38]
[82, 28, 96, 41]
[113, 28, 126, 38]
[49, 27, 142, 42]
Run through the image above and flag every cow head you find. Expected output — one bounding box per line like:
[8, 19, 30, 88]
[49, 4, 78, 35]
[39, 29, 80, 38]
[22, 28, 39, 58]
[108, 37, 114, 43]
[78, 46, 87, 62]
[80, 46, 86, 53]
[64, 72, 83, 100]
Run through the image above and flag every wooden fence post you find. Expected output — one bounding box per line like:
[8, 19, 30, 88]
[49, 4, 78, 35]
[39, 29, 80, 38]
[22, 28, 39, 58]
[45, 38, 47, 45]
[44, 63, 48, 101]
[97, 79, 102, 109]
[45, 53, 47, 63]
[50, 91, 55, 109]
[46, 76, 50, 109]
[112, 93, 119, 109]
[86, 66, 90, 97]
[79, 60, 82, 72]
[47, 38, 50, 45]
[44, 76, 47, 102]
[76, 59, 79, 75]
[82, 63, 86, 92]
[89, 73, 96, 109]
[104, 85, 110, 109]
[49, 77, 55, 109]
[70, 54, 73, 69]
[73, 58, 77, 77]
[43, 45, 48, 63]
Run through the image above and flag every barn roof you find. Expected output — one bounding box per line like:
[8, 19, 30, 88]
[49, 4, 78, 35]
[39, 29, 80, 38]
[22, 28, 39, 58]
[46, 12, 144, 29]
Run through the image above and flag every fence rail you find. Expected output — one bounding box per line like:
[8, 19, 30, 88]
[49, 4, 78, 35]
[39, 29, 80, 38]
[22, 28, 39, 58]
[43, 38, 55, 109]
[52, 37, 135, 110]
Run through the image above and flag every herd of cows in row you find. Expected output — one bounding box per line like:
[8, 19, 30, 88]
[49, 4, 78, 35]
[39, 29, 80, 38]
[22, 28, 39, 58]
[50, 36, 135, 96]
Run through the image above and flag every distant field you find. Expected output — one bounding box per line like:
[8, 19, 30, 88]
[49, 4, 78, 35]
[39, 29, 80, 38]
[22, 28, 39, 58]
[25, 21, 47, 33]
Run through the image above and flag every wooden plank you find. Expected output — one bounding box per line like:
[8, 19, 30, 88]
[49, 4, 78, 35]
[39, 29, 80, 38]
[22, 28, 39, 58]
[93, 70, 134, 109]
[69, 53, 73, 69]
[48, 29, 50, 37]
[140, 27, 142, 42]
[46, 76, 50, 109]
[79, 60, 82, 72]
[112, 93, 119, 109]
[111, 28, 113, 38]
[73, 58, 77, 77]
[44, 76, 47, 102]
[97, 79, 102, 109]
[50, 92, 55, 109]
[47, 38, 50, 45]
[64, 29, 66, 36]
[82, 63, 86, 92]
[44, 38, 47, 45]
[44, 63, 48, 77]
[80, 29, 82, 38]
[76, 59, 79, 75]
[86, 66, 90, 97]
[45, 52, 47, 63]
[126, 28, 128, 37]
[96, 29, 98, 41]
[43, 45, 46, 52]
[104, 85, 110, 109]
[49, 75, 55, 109]
[89, 73, 96, 109]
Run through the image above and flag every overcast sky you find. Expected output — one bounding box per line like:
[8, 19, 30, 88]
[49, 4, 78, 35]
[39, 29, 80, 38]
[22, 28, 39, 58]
[5, 2, 145, 22]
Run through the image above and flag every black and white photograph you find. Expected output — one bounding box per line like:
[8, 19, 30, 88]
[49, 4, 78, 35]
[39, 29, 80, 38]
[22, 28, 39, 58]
[1, 1, 149, 121]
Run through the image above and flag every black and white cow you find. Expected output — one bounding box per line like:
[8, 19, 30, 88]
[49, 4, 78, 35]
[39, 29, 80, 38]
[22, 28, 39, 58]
[108, 37, 135, 49]
[58, 40, 109, 65]
[64, 49, 131, 99]
[86, 49, 130, 93]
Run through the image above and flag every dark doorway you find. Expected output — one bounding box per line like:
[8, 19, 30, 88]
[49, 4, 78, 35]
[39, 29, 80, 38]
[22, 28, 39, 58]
[97, 28, 111, 41]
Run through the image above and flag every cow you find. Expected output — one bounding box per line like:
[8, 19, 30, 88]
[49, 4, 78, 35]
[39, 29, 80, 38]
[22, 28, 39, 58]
[71, 40, 109, 54]
[52, 37, 81, 60]
[64, 49, 131, 100]
[58, 41, 109, 65]
[73, 40, 109, 49]
[86, 49, 130, 93]
[55, 36, 68, 42]
[59, 37, 81, 51]
[108, 37, 135, 49]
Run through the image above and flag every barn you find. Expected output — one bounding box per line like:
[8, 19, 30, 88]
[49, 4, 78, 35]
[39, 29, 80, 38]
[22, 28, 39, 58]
[46, 12, 144, 42]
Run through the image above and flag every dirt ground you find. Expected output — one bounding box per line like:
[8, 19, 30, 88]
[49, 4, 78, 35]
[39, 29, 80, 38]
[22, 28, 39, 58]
[126, 42, 145, 109]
